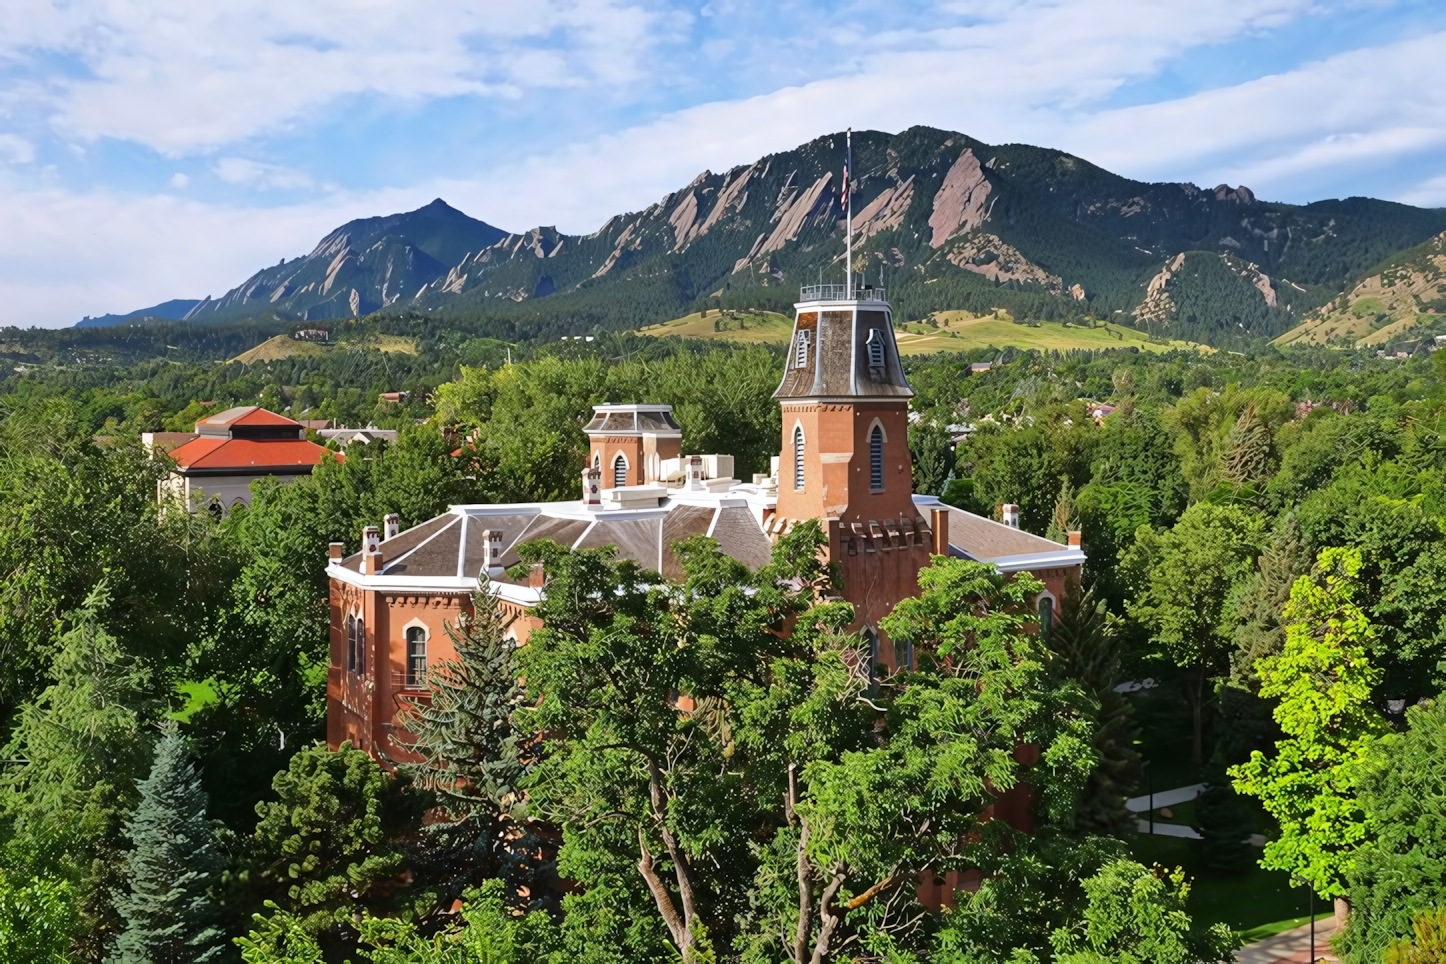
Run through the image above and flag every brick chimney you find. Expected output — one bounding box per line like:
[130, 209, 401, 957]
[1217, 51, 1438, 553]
[528, 563, 546, 589]
[362, 525, 381, 575]
[481, 529, 505, 580]
[1067, 530, 1082, 549]
[383, 513, 400, 540]
[1002, 504, 1020, 529]
[931, 507, 950, 556]
[581, 468, 602, 509]
[329, 541, 344, 562]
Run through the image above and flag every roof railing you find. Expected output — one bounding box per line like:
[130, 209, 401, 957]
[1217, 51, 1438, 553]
[798, 284, 888, 302]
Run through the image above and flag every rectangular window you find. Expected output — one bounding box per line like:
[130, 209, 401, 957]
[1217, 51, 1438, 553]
[795, 330, 810, 369]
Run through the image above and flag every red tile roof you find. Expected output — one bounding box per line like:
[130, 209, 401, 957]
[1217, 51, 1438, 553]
[168, 436, 337, 472]
[197, 406, 301, 429]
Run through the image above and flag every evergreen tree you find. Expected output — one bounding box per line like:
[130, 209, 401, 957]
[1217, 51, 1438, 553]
[1047, 580, 1140, 836]
[0, 581, 156, 962]
[395, 589, 550, 913]
[1230, 515, 1307, 687]
[112, 727, 225, 964]
[1046, 477, 1080, 545]
[1221, 401, 1275, 488]
[908, 419, 955, 497]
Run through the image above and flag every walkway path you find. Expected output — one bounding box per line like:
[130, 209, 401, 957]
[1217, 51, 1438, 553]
[1237, 916, 1339, 963]
[1127, 782, 1206, 838]
[1125, 783, 1206, 812]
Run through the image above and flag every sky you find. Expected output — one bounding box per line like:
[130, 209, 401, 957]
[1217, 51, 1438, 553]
[2, 0, 1446, 327]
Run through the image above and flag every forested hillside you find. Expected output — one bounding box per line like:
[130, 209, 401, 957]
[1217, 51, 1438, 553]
[88, 127, 1446, 351]
[5, 329, 1446, 961]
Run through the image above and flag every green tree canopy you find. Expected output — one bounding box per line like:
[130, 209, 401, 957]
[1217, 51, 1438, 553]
[1230, 548, 1390, 901]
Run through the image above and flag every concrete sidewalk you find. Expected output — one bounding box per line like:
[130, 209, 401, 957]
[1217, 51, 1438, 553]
[1237, 916, 1339, 963]
[1125, 783, 1206, 812]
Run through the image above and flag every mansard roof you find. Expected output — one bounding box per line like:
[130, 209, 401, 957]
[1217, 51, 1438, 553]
[775, 296, 912, 400]
[583, 404, 683, 436]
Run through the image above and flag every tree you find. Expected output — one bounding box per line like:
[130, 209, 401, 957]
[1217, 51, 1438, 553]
[0, 582, 157, 961]
[928, 833, 1128, 963]
[246, 742, 429, 950]
[1125, 503, 1264, 764]
[1230, 515, 1307, 688]
[1048, 860, 1238, 964]
[0, 866, 73, 964]
[236, 882, 563, 964]
[1230, 548, 1389, 908]
[1220, 401, 1275, 488]
[1045, 478, 1079, 546]
[1338, 698, 1446, 963]
[908, 419, 955, 496]
[1384, 908, 1446, 964]
[112, 727, 225, 963]
[396, 589, 548, 913]
[1047, 581, 1139, 836]
[514, 524, 846, 962]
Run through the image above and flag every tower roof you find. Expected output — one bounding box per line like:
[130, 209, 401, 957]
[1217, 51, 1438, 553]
[774, 288, 912, 400]
[583, 403, 682, 436]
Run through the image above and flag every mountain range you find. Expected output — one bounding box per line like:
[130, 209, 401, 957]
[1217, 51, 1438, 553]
[82, 127, 1446, 347]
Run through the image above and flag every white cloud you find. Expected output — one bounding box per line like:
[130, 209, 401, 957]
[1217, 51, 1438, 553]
[213, 158, 314, 191]
[0, 134, 34, 164]
[0, 0, 670, 154]
[169, 172, 189, 189]
[5, 0, 1446, 328]
[0, 183, 428, 326]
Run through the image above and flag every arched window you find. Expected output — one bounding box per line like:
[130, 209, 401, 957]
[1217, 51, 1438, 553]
[593, 451, 601, 471]
[793, 426, 806, 491]
[869, 424, 885, 491]
[406, 626, 427, 688]
[1037, 596, 1054, 643]
[613, 453, 628, 488]
[795, 330, 810, 368]
[356, 618, 366, 674]
[346, 614, 357, 673]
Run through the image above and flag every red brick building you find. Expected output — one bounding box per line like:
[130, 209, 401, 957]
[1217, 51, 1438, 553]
[326, 288, 1084, 765]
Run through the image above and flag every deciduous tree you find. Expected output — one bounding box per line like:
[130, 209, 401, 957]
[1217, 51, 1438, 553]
[1230, 548, 1389, 908]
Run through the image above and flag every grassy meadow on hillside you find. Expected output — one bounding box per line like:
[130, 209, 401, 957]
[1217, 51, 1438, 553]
[636, 306, 1206, 356]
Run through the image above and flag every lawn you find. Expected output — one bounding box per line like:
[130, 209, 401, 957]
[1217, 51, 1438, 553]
[634, 309, 795, 344]
[893, 311, 1203, 356]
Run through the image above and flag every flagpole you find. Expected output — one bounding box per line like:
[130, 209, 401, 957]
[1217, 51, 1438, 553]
[845, 127, 853, 296]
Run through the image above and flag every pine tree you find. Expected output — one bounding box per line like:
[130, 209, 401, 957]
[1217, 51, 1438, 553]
[1048, 580, 1141, 836]
[0, 581, 156, 962]
[1046, 477, 1079, 545]
[1230, 515, 1306, 687]
[1221, 401, 1275, 488]
[112, 726, 224, 964]
[396, 589, 548, 912]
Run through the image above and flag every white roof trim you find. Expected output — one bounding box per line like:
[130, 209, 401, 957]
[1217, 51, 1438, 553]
[987, 549, 1087, 571]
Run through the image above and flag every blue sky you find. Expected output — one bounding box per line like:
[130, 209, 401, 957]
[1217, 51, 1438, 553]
[2, 0, 1445, 327]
